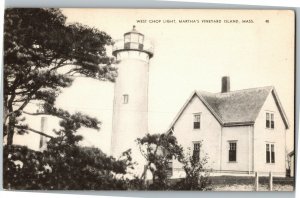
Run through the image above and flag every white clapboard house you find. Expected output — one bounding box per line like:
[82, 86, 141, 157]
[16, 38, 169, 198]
[167, 77, 289, 177]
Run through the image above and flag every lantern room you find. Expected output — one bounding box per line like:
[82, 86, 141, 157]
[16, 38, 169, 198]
[112, 25, 154, 59]
[124, 25, 144, 50]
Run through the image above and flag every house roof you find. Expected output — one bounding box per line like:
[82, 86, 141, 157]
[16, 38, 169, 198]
[168, 86, 289, 130]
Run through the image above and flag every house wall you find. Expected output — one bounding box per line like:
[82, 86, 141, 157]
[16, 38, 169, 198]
[172, 95, 222, 177]
[253, 92, 286, 176]
[221, 126, 253, 173]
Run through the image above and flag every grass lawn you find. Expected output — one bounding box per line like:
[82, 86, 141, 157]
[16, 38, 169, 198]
[210, 175, 294, 191]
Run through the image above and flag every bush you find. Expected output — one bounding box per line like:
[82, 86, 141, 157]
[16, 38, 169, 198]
[137, 134, 212, 191]
[3, 145, 135, 190]
[173, 145, 212, 190]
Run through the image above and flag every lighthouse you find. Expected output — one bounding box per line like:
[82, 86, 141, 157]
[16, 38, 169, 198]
[111, 26, 154, 171]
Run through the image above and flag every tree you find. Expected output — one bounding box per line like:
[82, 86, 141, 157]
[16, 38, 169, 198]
[3, 143, 135, 190]
[173, 142, 212, 191]
[3, 8, 116, 146]
[3, 95, 136, 190]
[136, 133, 184, 190]
[137, 134, 211, 191]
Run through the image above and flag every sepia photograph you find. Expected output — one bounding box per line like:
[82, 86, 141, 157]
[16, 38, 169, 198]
[2, 8, 295, 191]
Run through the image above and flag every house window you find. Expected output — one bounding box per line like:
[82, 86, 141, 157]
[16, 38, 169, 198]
[266, 112, 274, 129]
[193, 113, 201, 129]
[123, 94, 129, 104]
[229, 141, 237, 162]
[193, 142, 200, 162]
[266, 143, 275, 163]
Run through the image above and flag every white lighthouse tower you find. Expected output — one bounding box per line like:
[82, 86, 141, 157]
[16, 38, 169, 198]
[111, 26, 154, 171]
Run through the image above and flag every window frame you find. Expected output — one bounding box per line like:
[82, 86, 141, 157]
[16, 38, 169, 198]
[124, 34, 131, 43]
[266, 111, 275, 129]
[192, 142, 200, 162]
[193, 113, 201, 130]
[266, 143, 275, 164]
[123, 94, 129, 104]
[228, 141, 237, 162]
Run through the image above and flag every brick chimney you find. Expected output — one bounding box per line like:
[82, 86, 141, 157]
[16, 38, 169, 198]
[221, 76, 230, 93]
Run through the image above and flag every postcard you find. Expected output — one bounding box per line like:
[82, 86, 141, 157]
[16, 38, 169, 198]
[3, 8, 295, 191]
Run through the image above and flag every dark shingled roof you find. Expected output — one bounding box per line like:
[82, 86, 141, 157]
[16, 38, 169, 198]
[169, 86, 289, 130]
[197, 86, 273, 125]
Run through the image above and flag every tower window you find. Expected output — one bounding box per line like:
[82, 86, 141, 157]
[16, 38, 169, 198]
[123, 94, 129, 104]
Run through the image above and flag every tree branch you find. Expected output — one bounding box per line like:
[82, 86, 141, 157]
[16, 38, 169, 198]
[17, 86, 42, 112]
[49, 59, 69, 71]
[23, 111, 49, 116]
[15, 125, 53, 139]
[23, 110, 66, 120]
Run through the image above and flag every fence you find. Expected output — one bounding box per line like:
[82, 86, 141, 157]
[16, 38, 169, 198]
[254, 171, 294, 191]
[208, 171, 294, 191]
[254, 172, 273, 191]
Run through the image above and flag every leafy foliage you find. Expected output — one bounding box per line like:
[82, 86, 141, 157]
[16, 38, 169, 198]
[3, 8, 212, 191]
[3, 144, 135, 190]
[3, 107, 138, 190]
[173, 143, 212, 190]
[3, 8, 117, 145]
[137, 133, 183, 190]
[2, 8, 134, 190]
[137, 134, 211, 190]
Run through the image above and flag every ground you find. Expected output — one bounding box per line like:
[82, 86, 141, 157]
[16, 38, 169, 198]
[213, 184, 293, 191]
[210, 175, 294, 191]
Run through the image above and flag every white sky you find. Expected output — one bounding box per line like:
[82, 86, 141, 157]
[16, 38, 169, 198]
[15, 9, 294, 155]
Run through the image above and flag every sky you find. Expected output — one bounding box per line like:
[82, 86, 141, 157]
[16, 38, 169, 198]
[14, 9, 295, 154]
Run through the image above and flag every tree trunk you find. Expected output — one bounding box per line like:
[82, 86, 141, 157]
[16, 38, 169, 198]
[6, 116, 15, 146]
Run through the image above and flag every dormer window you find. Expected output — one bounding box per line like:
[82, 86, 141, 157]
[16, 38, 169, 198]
[266, 112, 274, 129]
